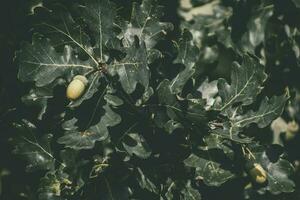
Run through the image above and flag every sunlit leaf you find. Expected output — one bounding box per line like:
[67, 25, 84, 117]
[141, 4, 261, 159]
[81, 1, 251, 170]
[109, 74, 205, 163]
[17, 34, 95, 87]
[184, 152, 235, 186]
[120, 0, 173, 49]
[215, 54, 267, 112]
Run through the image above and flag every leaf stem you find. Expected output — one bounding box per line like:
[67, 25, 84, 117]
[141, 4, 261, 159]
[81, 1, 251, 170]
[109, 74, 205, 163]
[117, 122, 139, 145]
[85, 86, 108, 130]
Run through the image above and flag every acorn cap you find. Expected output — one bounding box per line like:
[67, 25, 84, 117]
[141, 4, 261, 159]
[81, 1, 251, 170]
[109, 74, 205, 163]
[73, 75, 88, 86]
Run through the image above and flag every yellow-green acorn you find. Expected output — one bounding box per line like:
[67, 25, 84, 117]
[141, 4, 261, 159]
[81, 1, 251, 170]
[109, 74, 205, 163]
[249, 163, 267, 184]
[66, 75, 88, 100]
[285, 120, 299, 141]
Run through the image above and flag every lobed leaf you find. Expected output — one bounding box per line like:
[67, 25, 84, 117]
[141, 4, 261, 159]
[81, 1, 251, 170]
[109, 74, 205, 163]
[122, 133, 152, 159]
[250, 145, 295, 194]
[17, 34, 94, 87]
[232, 94, 289, 129]
[13, 120, 55, 172]
[34, 6, 96, 63]
[79, 0, 119, 60]
[215, 54, 267, 112]
[184, 152, 235, 186]
[108, 39, 149, 94]
[58, 104, 121, 150]
[120, 0, 173, 49]
[170, 30, 200, 94]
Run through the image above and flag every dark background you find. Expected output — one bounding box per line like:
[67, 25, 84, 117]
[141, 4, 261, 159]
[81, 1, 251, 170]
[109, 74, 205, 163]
[0, 1, 32, 199]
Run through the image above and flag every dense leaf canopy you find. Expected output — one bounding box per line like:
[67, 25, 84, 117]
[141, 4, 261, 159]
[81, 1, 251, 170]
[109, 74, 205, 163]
[1, 0, 300, 199]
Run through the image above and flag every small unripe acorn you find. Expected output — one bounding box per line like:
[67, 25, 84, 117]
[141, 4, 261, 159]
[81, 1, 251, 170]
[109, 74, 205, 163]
[249, 163, 267, 184]
[285, 120, 299, 141]
[66, 75, 88, 100]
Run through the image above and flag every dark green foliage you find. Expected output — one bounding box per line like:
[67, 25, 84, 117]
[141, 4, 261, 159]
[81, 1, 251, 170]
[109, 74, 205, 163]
[1, 0, 300, 199]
